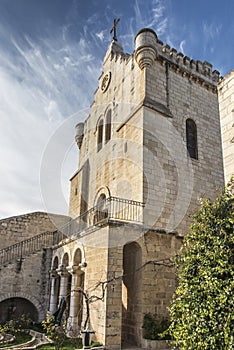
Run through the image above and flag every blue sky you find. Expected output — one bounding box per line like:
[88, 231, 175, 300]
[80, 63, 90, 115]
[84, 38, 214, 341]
[0, 0, 233, 219]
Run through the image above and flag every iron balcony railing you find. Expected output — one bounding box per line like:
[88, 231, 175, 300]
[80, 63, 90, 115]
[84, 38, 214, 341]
[0, 197, 144, 266]
[0, 231, 65, 266]
[60, 196, 144, 237]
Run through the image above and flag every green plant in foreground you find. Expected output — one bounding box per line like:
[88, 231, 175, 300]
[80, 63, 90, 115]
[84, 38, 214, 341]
[0, 332, 31, 348]
[168, 179, 234, 350]
[91, 341, 103, 347]
[42, 313, 67, 350]
[0, 319, 21, 335]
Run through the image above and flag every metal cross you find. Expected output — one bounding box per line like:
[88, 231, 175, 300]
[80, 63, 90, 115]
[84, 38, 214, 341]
[110, 18, 120, 42]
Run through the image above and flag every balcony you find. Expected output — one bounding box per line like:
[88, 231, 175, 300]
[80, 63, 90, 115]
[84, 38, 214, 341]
[0, 197, 144, 266]
[60, 196, 144, 238]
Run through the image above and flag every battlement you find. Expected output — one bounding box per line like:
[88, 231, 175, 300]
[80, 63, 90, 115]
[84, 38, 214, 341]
[135, 28, 220, 88]
[103, 40, 131, 65]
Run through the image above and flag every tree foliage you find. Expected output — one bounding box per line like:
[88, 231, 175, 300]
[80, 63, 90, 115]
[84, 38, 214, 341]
[42, 313, 67, 350]
[169, 179, 234, 349]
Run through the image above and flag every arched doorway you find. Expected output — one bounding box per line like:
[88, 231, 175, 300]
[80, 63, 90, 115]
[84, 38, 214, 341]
[62, 253, 72, 319]
[121, 242, 142, 347]
[0, 297, 38, 323]
[68, 248, 85, 333]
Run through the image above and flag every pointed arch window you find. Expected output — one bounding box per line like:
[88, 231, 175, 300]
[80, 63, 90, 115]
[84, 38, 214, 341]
[97, 119, 103, 151]
[105, 110, 112, 143]
[186, 118, 198, 159]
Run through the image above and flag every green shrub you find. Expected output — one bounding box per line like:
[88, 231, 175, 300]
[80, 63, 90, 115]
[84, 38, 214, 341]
[142, 313, 171, 340]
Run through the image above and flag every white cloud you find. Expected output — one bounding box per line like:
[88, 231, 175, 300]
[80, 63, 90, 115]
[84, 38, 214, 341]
[45, 100, 62, 122]
[96, 30, 105, 42]
[0, 20, 102, 219]
[0, 0, 179, 219]
[179, 40, 186, 54]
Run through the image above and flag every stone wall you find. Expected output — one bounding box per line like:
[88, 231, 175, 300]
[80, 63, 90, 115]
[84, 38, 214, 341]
[50, 223, 181, 349]
[0, 212, 70, 323]
[218, 70, 234, 183]
[0, 212, 70, 249]
[0, 247, 52, 322]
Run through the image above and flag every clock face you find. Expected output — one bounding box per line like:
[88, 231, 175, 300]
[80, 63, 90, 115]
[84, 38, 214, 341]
[101, 72, 111, 92]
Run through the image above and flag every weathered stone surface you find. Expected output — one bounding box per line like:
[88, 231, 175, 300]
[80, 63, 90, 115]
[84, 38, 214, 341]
[218, 70, 234, 183]
[0, 212, 70, 250]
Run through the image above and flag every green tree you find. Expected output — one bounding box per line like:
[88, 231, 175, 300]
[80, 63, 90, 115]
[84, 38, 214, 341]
[169, 179, 234, 350]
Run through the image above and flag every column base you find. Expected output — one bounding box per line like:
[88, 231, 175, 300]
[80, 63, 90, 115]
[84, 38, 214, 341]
[66, 316, 80, 337]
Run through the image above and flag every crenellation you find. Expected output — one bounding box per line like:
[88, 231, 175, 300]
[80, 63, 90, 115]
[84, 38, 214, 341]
[183, 55, 190, 67]
[162, 44, 171, 55]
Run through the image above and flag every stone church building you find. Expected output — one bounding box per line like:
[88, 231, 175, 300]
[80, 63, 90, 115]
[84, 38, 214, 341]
[0, 27, 230, 349]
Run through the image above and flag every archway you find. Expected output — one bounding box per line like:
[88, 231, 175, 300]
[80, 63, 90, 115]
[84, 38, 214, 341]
[61, 253, 72, 319]
[49, 256, 60, 314]
[68, 248, 85, 333]
[0, 297, 38, 323]
[121, 242, 142, 347]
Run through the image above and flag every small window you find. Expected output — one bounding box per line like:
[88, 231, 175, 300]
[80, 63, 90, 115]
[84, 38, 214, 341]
[97, 119, 103, 151]
[105, 110, 111, 143]
[186, 118, 198, 159]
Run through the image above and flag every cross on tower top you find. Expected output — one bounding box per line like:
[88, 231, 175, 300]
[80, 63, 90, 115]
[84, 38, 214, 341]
[110, 18, 120, 42]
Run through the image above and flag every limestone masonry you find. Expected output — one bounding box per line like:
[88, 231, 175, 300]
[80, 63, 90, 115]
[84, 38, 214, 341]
[218, 69, 234, 183]
[0, 27, 232, 349]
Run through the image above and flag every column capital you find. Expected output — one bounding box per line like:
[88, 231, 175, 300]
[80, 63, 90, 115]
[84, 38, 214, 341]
[56, 264, 70, 277]
[67, 265, 84, 275]
[50, 269, 58, 278]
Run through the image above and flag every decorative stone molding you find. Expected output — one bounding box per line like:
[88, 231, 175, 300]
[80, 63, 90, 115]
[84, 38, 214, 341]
[75, 122, 84, 149]
[135, 28, 157, 69]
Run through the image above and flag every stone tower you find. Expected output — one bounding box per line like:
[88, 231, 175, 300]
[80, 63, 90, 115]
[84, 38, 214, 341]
[49, 28, 224, 349]
[69, 28, 224, 232]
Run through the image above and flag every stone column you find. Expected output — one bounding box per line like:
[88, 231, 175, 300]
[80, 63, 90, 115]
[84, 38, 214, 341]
[49, 270, 59, 315]
[57, 265, 70, 303]
[67, 265, 83, 336]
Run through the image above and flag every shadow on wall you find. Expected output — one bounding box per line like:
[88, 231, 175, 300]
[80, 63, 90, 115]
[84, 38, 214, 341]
[0, 297, 39, 323]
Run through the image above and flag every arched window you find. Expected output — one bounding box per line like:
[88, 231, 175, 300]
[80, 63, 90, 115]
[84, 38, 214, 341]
[186, 118, 198, 159]
[62, 253, 69, 267]
[93, 194, 108, 225]
[105, 110, 112, 143]
[97, 119, 103, 151]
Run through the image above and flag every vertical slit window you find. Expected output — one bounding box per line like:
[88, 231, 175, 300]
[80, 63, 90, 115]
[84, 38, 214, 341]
[186, 118, 198, 159]
[105, 110, 112, 143]
[97, 119, 103, 151]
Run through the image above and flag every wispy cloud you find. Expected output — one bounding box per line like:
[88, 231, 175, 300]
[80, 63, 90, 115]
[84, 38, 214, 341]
[119, 0, 168, 53]
[134, 0, 167, 32]
[0, 0, 171, 218]
[179, 40, 186, 54]
[202, 21, 223, 57]
[0, 17, 103, 218]
[203, 22, 222, 41]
